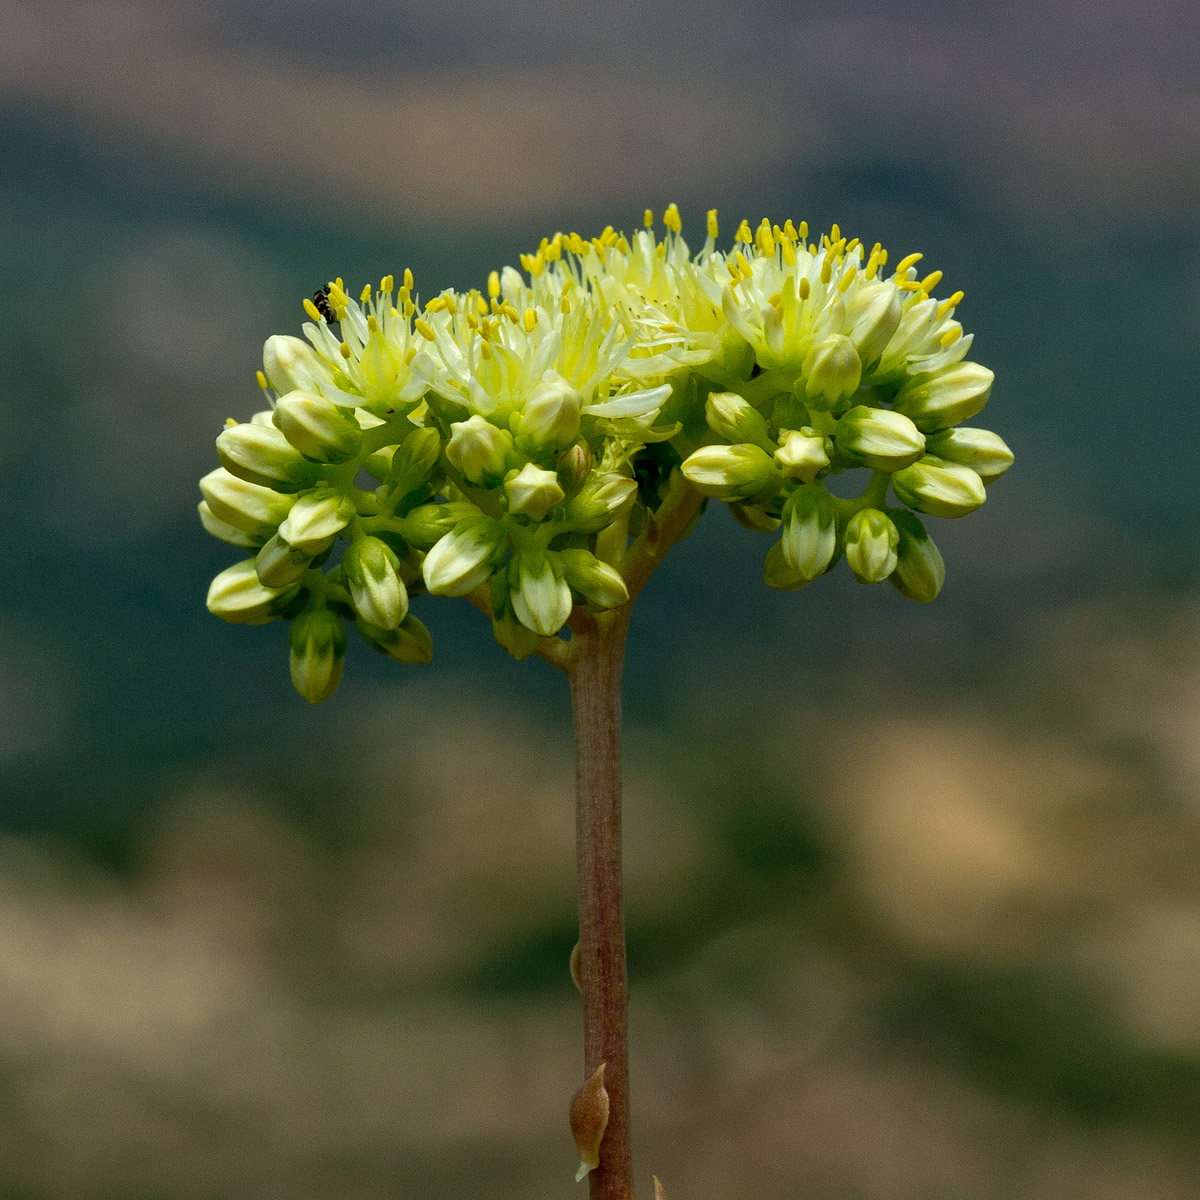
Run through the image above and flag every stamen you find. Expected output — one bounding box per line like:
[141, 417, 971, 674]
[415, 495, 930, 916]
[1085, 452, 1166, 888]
[707, 209, 719, 238]
[664, 203, 682, 233]
[415, 319, 436, 341]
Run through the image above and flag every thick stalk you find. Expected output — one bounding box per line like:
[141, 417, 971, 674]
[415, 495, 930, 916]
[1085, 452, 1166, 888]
[569, 610, 633, 1200]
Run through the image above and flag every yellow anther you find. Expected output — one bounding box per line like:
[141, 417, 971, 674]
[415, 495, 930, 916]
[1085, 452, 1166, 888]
[781, 238, 797, 267]
[838, 264, 858, 292]
[545, 234, 563, 261]
[415, 318, 436, 341]
[360, 283, 372, 303]
[865, 250, 881, 280]
[523, 308, 537, 332]
[664, 203, 682, 233]
[756, 219, 775, 257]
[479, 338, 493, 359]
[940, 327, 962, 346]
[532, 252, 547, 275]
[735, 219, 752, 244]
[821, 252, 834, 285]
[335, 306, 348, 323]
[476, 294, 489, 315]
[707, 209, 719, 239]
[878, 248, 888, 265]
[404, 346, 417, 365]
[830, 222, 841, 243]
[403, 268, 414, 290]
[797, 220, 808, 239]
[334, 277, 345, 291]
[391, 306, 400, 318]
[601, 227, 619, 248]
[367, 314, 379, 332]
[520, 252, 535, 273]
[224, 416, 238, 428]
[381, 274, 394, 294]
[845, 237, 861, 255]
[339, 342, 352, 359]
[767, 291, 782, 309]
[644, 208, 654, 227]
[425, 296, 446, 312]
[893, 252, 923, 278]
[402, 298, 415, 317]
[561, 295, 571, 314]
[735, 250, 753, 280]
[303, 298, 322, 322]
[783, 219, 798, 240]
[398, 285, 410, 302]
[655, 242, 666, 259]
[591, 237, 605, 254]
[798, 277, 811, 300]
[919, 270, 943, 293]
[490, 297, 501, 314]
[897, 280, 924, 291]
[446, 294, 459, 315]
[938, 290, 965, 317]
[487, 270, 500, 299]
[503, 304, 520, 324]
[256, 370, 268, 390]
[466, 312, 479, 330]
[615, 235, 630, 254]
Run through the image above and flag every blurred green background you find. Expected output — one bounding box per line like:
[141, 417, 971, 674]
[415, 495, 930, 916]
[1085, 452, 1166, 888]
[3, 2, 1200, 1196]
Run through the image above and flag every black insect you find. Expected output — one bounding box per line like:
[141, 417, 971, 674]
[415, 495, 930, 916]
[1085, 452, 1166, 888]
[313, 287, 338, 324]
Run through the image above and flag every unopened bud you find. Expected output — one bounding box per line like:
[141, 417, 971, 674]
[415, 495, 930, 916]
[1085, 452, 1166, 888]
[343, 536, 408, 629]
[846, 281, 903, 365]
[510, 550, 573, 636]
[199, 468, 295, 542]
[355, 612, 433, 664]
[278, 486, 357, 553]
[421, 515, 507, 596]
[763, 540, 813, 591]
[400, 500, 482, 548]
[198, 500, 258, 548]
[780, 484, 837, 580]
[680, 443, 777, 500]
[705, 391, 773, 449]
[446, 415, 514, 485]
[834, 405, 926, 471]
[216, 422, 320, 492]
[892, 361, 993, 432]
[890, 510, 945, 602]
[801, 334, 862, 411]
[924, 426, 1014, 483]
[288, 608, 347, 704]
[255, 532, 313, 588]
[273, 390, 364, 464]
[516, 370, 583, 452]
[505, 463, 566, 520]
[489, 573, 542, 661]
[262, 334, 333, 396]
[844, 508, 899, 583]
[775, 428, 831, 482]
[559, 549, 629, 609]
[557, 442, 593, 499]
[206, 559, 297, 625]
[565, 472, 638, 533]
[385, 426, 443, 496]
[891, 457, 986, 518]
[570, 1064, 610, 1183]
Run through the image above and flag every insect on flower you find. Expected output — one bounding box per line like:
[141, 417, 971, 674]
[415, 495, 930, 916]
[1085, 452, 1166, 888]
[312, 287, 338, 324]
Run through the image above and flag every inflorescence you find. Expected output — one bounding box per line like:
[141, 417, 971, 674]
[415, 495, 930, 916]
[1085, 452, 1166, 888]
[201, 205, 1013, 702]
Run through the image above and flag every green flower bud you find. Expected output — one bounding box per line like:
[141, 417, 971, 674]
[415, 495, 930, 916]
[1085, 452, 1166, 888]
[446, 415, 515, 485]
[834, 405, 926, 471]
[892, 361, 994, 432]
[564, 472, 638, 533]
[277, 486, 357, 553]
[421, 515, 507, 596]
[763, 540, 813, 591]
[890, 510, 945, 602]
[385, 426, 443, 496]
[343, 536, 409, 629]
[556, 442, 593, 499]
[516, 370, 583, 452]
[273, 390, 364, 464]
[510, 549, 573, 636]
[206, 559, 297, 625]
[262, 334, 332, 395]
[705, 391, 773, 450]
[924, 427, 1014, 483]
[892, 456, 986, 519]
[801, 334, 862, 411]
[399, 500, 482, 548]
[489, 571, 542, 661]
[288, 608, 347, 704]
[255, 532, 314, 588]
[558, 549, 629, 609]
[504, 463, 565, 520]
[198, 500, 259, 548]
[199, 468, 295, 541]
[844, 508, 899, 583]
[846, 281, 903, 365]
[775, 428, 832, 482]
[356, 612, 433, 664]
[216, 421, 320, 492]
[680, 444, 777, 500]
[780, 484, 837, 580]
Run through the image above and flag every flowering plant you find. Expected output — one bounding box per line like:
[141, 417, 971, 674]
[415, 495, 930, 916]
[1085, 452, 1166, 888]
[200, 205, 1011, 1198]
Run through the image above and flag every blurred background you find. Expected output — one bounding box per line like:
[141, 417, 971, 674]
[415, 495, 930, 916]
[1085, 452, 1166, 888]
[2, 1, 1200, 1196]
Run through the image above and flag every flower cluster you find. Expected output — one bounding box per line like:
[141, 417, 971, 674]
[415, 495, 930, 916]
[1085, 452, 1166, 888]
[201, 206, 1012, 702]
